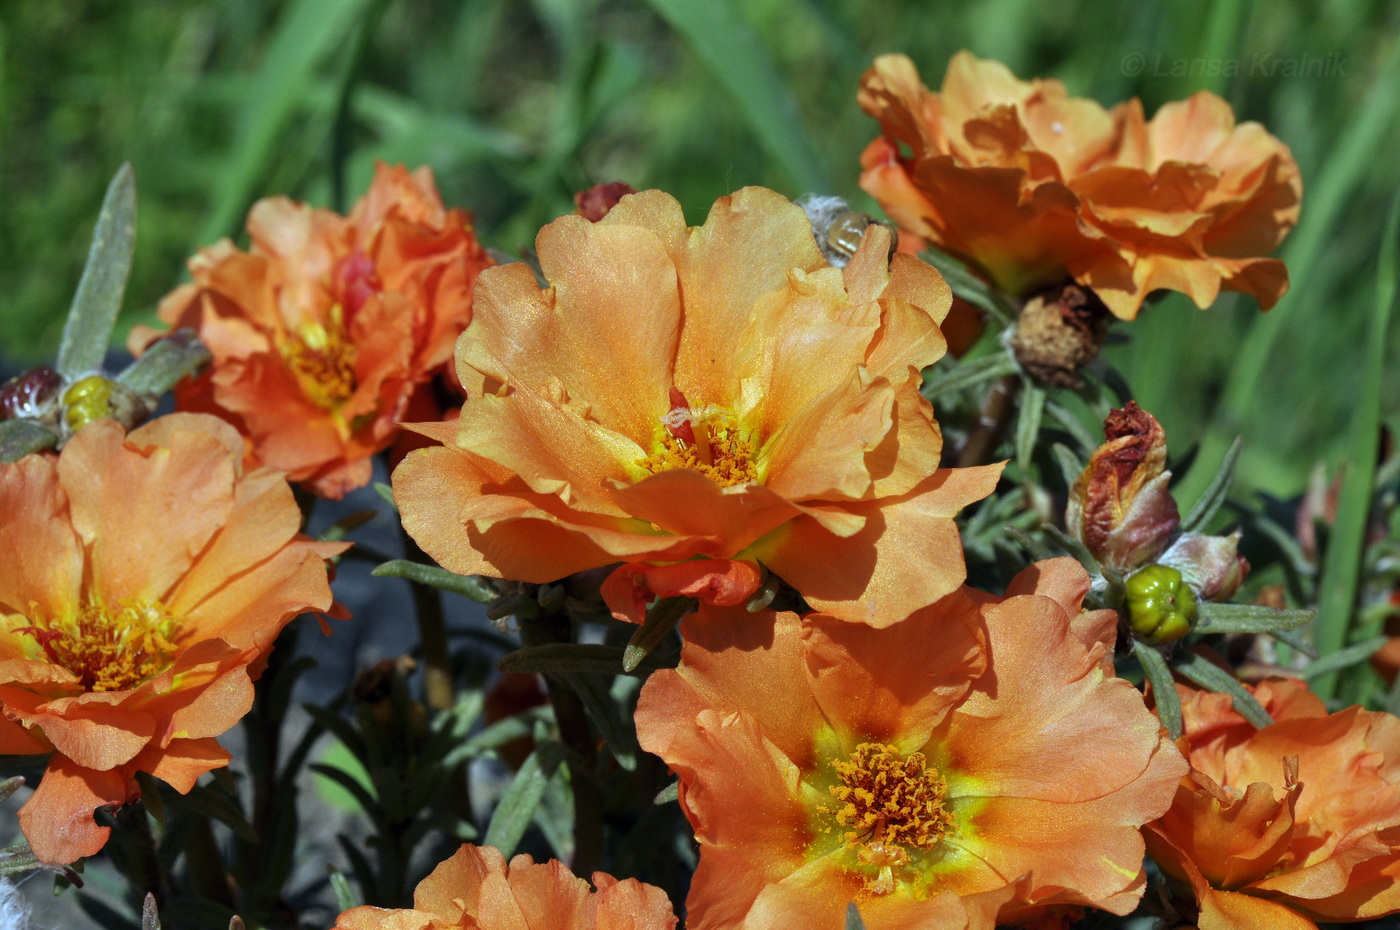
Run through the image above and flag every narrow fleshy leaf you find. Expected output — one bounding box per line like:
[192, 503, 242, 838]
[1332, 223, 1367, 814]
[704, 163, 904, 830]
[1135, 640, 1182, 739]
[1016, 380, 1046, 473]
[1174, 652, 1274, 728]
[1196, 602, 1315, 635]
[134, 772, 166, 824]
[0, 419, 59, 463]
[1268, 626, 1320, 660]
[623, 596, 696, 672]
[1180, 436, 1243, 534]
[922, 352, 1018, 401]
[58, 164, 136, 379]
[1051, 443, 1084, 492]
[372, 559, 496, 602]
[653, 780, 679, 805]
[845, 902, 868, 930]
[180, 784, 260, 842]
[1302, 635, 1389, 680]
[142, 893, 161, 930]
[1041, 523, 1102, 577]
[328, 866, 360, 911]
[318, 510, 377, 542]
[561, 672, 638, 771]
[483, 742, 562, 856]
[117, 331, 211, 397]
[1044, 401, 1099, 455]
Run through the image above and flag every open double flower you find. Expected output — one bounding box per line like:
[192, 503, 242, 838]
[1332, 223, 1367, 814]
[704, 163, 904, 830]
[1146, 679, 1400, 928]
[635, 558, 1185, 928]
[858, 52, 1301, 319]
[133, 163, 493, 498]
[394, 187, 1000, 624]
[331, 844, 676, 929]
[0, 415, 343, 863]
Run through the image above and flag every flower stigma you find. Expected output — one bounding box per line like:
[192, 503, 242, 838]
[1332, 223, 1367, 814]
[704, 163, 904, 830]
[639, 388, 759, 487]
[280, 304, 359, 413]
[14, 600, 182, 692]
[825, 742, 956, 895]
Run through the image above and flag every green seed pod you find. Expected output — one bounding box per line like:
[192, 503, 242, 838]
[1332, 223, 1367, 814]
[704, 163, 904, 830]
[1124, 564, 1197, 645]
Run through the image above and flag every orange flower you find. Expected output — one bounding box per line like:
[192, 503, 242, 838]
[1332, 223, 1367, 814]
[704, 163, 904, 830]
[0, 415, 344, 864]
[132, 163, 493, 498]
[393, 187, 1001, 625]
[330, 844, 676, 929]
[634, 558, 1186, 928]
[858, 52, 1301, 319]
[1145, 679, 1400, 928]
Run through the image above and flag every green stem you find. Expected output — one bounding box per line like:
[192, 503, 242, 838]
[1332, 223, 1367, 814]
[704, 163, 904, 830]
[399, 526, 455, 712]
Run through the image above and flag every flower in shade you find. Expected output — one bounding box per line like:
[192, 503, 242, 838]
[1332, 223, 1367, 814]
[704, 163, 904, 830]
[0, 414, 345, 864]
[858, 52, 1301, 319]
[131, 162, 493, 498]
[634, 558, 1185, 929]
[1145, 678, 1400, 928]
[393, 186, 1001, 626]
[330, 843, 676, 930]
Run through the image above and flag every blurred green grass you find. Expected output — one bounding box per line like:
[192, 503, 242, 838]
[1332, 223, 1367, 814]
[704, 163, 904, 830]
[2, 0, 1397, 500]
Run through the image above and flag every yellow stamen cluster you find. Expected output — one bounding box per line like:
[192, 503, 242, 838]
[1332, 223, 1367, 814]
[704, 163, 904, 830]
[827, 742, 955, 894]
[16, 600, 182, 692]
[280, 305, 359, 411]
[640, 407, 759, 487]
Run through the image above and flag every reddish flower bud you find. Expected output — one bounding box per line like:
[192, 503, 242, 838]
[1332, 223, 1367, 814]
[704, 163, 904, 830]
[1067, 402, 1180, 572]
[574, 181, 637, 222]
[0, 366, 64, 425]
[1161, 531, 1249, 602]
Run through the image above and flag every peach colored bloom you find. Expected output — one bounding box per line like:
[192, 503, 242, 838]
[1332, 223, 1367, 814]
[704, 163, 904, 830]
[1145, 679, 1400, 928]
[393, 187, 1001, 625]
[858, 52, 1301, 319]
[0, 415, 344, 864]
[330, 844, 676, 930]
[634, 558, 1185, 929]
[133, 163, 493, 498]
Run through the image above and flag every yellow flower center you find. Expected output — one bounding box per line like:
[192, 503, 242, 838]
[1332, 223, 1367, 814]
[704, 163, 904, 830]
[826, 742, 955, 895]
[279, 304, 359, 412]
[640, 401, 759, 487]
[15, 600, 182, 692]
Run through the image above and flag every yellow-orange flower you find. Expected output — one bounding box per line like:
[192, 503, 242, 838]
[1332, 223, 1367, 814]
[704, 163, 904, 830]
[330, 844, 676, 929]
[858, 52, 1301, 319]
[132, 163, 493, 498]
[393, 187, 1001, 625]
[0, 415, 344, 864]
[634, 558, 1185, 928]
[1145, 679, 1400, 928]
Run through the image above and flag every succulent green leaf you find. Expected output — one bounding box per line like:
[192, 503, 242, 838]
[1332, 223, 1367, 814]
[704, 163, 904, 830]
[0, 419, 59, 463]
[58, 163, 136, 380]
[372, 559, 496, 603]
[1174, 652, 1274, 728]
[1181, 436, 1243, 534]
[1133, 640, 1182, 739]
[1195, 602, 1315, 635]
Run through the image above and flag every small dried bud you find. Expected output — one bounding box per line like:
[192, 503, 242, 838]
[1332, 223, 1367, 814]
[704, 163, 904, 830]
[1124, 564, 1197, 645]
[0, 366, 64, 426]
[1067, 401, 1181, 572]
[574, 181, 637, 222]
[1161, 531, 1249, 602]
[1008, 282, 1109, 388]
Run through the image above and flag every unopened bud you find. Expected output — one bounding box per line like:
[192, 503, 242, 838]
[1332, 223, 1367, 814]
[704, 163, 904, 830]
[1161, 531, 1249, 602]
[1067, 402, 1180, 572]
[61, 374, 152, 433]
[574, 181, 637, 222]
[0, 366, 64, 426]
[1125, 564, 1197, 645]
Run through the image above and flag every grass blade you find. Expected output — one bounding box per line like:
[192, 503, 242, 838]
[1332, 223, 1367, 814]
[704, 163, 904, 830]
[1311, 188, 1400, 699]
[641, 0, 827, 193]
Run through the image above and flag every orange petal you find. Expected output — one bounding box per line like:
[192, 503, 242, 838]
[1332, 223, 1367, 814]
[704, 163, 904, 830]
[608, 470, 801, 552]
[601, 560, 762, 625]
[0, 452, 83, 626]
[19, 753, 131, 864]
[802, 589, 985, 751]
[756, 464, 1003, 625]
[132, 736, 232, 792]
[759, 367, 892, 502]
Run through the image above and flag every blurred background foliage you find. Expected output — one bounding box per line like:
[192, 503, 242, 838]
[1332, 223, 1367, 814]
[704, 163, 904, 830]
[1, 0, 1398, 501]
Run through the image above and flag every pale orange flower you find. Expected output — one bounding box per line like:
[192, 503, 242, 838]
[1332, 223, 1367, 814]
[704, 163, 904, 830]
[634, 558, 1185, 928]
[393, 187, 1001, 625]
[858, 52, 1301, 319]
[1145, 679, 1400, 928]
[132, 163, 493, 498]
[0, 415, 344, 864]
[330, 844, 676, 930]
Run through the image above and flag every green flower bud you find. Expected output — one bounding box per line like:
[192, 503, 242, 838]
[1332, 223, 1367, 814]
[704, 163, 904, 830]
[63, 374, 114, 431]
[1124, 564, 1197, 645]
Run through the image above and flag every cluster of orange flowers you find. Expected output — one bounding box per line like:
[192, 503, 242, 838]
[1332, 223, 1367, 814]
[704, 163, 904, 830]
[2, 48, 1391, 930]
